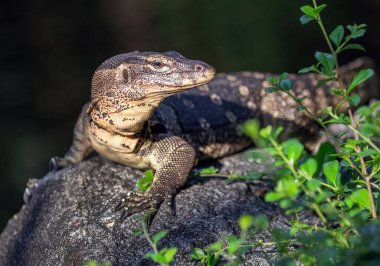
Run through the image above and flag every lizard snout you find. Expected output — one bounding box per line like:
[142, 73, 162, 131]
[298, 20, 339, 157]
[194, 62, 216, 79]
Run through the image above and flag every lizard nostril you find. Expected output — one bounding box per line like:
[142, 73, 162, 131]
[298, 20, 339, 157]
[195, 65, 204, 72]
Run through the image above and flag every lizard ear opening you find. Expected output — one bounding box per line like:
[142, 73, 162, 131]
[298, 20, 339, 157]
[122, 68, 130, 83]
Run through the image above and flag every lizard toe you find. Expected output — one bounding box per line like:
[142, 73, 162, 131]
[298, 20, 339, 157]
[118, 192, 164, 221]
[48, 157, 63, 172]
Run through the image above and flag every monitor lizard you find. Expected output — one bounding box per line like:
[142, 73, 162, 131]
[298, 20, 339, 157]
[49, 51, 378, 221]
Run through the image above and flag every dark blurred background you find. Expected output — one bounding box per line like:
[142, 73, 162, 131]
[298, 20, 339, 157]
[1, 0, 379, 230]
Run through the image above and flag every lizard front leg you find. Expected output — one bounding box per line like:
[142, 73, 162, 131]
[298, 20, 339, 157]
[49, 103, 93, 171]
[117, 136, 196, 220]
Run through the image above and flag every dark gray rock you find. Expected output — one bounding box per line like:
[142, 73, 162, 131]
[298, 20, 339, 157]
[0, 151, 319, 266]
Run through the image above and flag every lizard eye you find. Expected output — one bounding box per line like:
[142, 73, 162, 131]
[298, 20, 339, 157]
[148, 59, 170, 72]
[152, 60, 163, 69]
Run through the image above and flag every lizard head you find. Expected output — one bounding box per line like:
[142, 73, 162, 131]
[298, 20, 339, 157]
[91, 51, 215, 103]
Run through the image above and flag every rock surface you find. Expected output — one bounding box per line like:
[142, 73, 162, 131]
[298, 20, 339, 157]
[0, 151, 319, 266]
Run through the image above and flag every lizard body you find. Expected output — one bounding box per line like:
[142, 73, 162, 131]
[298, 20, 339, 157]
[52, 51, 216, 218]
[51, 53, 377, 219]
[154, 57, 377, 157]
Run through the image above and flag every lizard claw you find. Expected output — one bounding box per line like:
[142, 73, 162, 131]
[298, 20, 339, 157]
[116, 192, 163, 222]
[167, 195, 177, 217]
[49, 156, 74, 172]
[114, 198, 125, 212]
[49, 156, 63, 172]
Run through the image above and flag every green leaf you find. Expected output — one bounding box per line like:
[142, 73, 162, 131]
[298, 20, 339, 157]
[266, 76, 279, 85]
[265, 192, 281, 202]
[264, 87, 279, 93]
[191, 248, 206, 260]
[282, 139, 304, 165]
[299, 65, 318, 74]
[356, 149, 377, 157]
[279, 79, 293, 91]
[233, 171, 263, 182]
[163, 247, 177, 263]
[253, 215, 269, 231]
[238, 214, 254, 231]
[356, 106, 371, 117]
[347, 24, 367, 39]
[226, 235, 241, 254]
[300, 5, 315, 16]
[361, 123, 380, 137]
[274, 168, 292, 179]
[347, 69, 375, 93]
[370, 101, 380, 111]
[274, 127, 284, 139]
[337, 131, 349, 140]
[290, 220, 310, 236]
[338, 43, 365, 53]
[300, 14, 315, 25]
[344, 188, 371, 210]
[318, 77, 335, 87]
[153, 230, 168, 245]
[295, 97, 307, 104]
[191, 248, 205, 260]
[199, 166, 219, 175]
[243, 119, 261, 144]
[260, 125, 272, 139]
[150, 253, 167, 264]
[306, 179, 321, 192]
[136, 170, 154, 192]
[280, 72, 289, 80]
[277, 176, 301, 198]
[323, 160, 341, 188]
[348, 94, 361, 106]
[329, 25, 344, 46]
[208, 242, 222, 252]
[206, 254, 219, 266]
[144, 251, 158, 260]
[300, 158, 318, 178]
[85, 261, 98, 266]
[314, 4, 327, 16]
[329, 88, 343, 96]
[279, 198, 293, 209]
[315, 51, 335, 71]
[132, 229, 143, 237]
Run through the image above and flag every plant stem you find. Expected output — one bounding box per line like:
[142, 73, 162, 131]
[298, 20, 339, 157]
[199, 173, 231, 178]
[311, 203, 328, 223]
[347, 124, 380, 153]
[269, 137, 299, 179]
[348, 109, 377, 219]
[141, 219, 158, 254]
[312, 0, 342, 82]
[285, 91, 341, 152]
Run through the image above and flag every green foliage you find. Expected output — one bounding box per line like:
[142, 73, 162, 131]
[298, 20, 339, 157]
[144, 247, 178, 266]
[193, 165, 266, 184]
[347, 69, 374, 93]
[242, 119, 267, 147]
[253, 1, 380, 264]
[84, 261, 111, 266]
[191, 214, 269, 265]
[134, 214, 177, 266]
[136, 170, 154, 192]
[199, 166, 219, 175]
[137, 2, 378, 265]
[299, 4, 327, 25]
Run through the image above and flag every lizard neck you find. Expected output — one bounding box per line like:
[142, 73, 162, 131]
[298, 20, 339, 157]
[90, 95, 164, 135]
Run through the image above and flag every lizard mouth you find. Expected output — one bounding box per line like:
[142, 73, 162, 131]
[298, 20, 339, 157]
[184, 67, 216, 88]
[150, 66, 216, 97]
